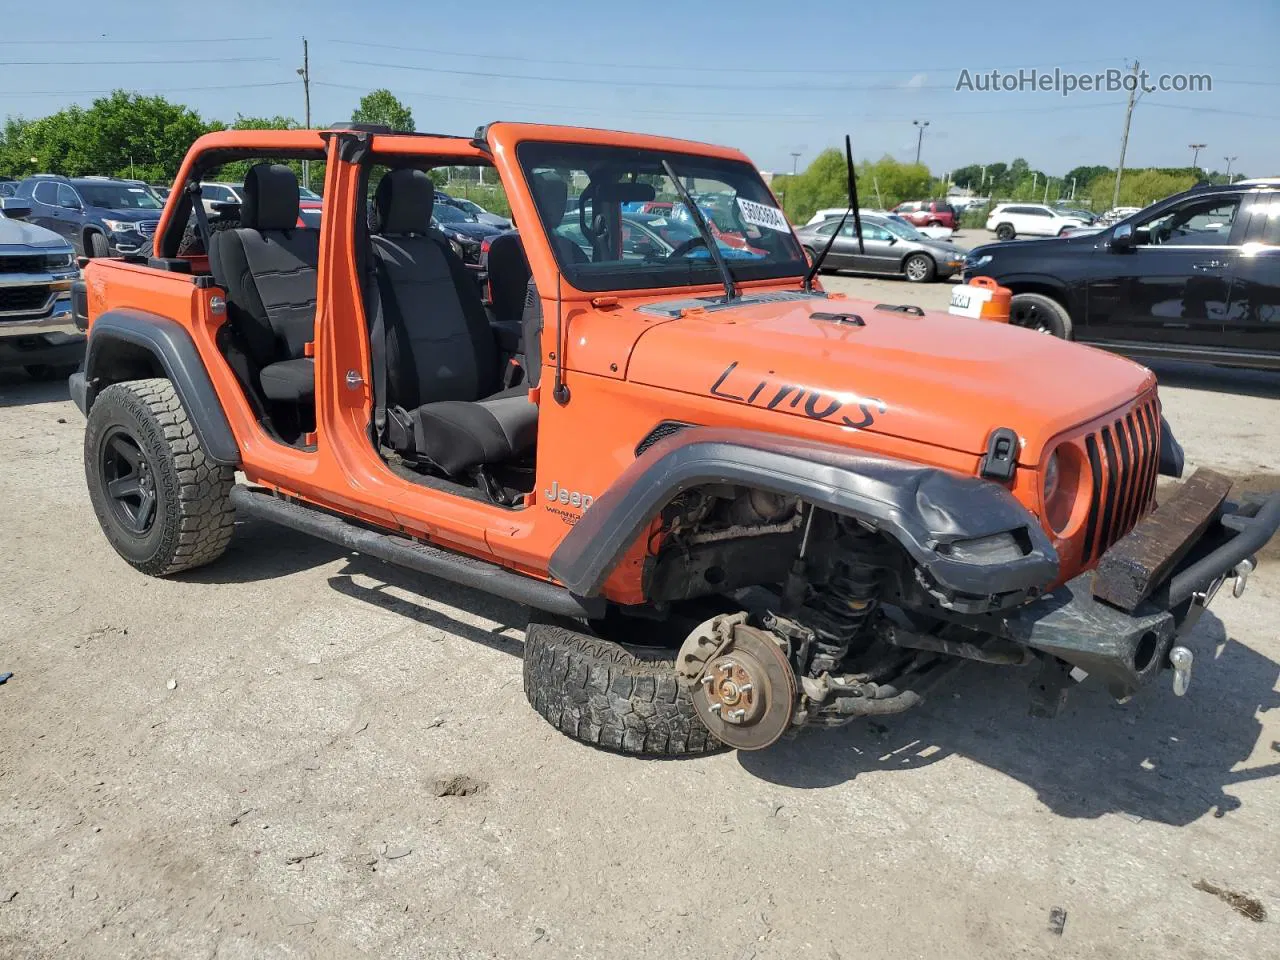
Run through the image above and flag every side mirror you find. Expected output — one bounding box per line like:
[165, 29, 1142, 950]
[886, 235, 898, 245]
[0, 198, 33, 220]
[1111, 223, 1134, 250]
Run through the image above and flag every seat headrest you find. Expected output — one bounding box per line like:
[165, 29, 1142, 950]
[531, 173, 569, 223]
[374, 169, 435, 236]
[242, 163, 300, 231]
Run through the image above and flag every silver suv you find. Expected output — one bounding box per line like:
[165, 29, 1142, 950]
[0, 197, 81, 380]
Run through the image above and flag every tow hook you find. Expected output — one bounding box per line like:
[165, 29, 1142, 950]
[1231, 557, 1255, 598]
[1169, 646, 1193, 696]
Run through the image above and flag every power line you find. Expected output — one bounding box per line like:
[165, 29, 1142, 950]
[3, 81, 296, 98]
[325, 38, 1121, 76]
[1, 56, 278, 66]
[338, 58, 957, 92]
[0, 36, 272, 44]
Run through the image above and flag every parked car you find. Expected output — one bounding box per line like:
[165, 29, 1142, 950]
[891, 199, 958, 230]
[432, 202, 506, 266]
[886, 214, 954, 241]
[0, 196, 82, 378]
[793, 213, 963, 282]
[964, 179, 1280, 369]
[15, 174, 164, 258]
[1097, 206, 1142, 227]
[438, 194, 511, 230]
[151, 185, 172, 202]
[985, 203, 1089, 240]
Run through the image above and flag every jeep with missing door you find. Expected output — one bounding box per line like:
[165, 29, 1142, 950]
[70, 123, 1279, 755]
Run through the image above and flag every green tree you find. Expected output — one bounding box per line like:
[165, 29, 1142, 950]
[352, 90, 414, 132]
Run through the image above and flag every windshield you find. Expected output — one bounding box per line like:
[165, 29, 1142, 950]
[78, 183, 163, 210]
[298, 186, 321, 200]
[433, 204, 474, 224]
[882, 216, 925, 240]
[517, 141, 803, 292]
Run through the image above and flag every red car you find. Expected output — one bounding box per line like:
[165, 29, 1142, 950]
[891, 199, 958, 229]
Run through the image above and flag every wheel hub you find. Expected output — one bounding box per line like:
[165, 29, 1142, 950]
[691, 625, 796, 750]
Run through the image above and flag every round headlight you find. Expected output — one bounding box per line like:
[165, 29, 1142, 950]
[1043, 450, 1060, 504]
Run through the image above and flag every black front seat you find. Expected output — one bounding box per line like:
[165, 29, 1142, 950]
[207, 163, 318, 403]
[369, 168, 536, 478]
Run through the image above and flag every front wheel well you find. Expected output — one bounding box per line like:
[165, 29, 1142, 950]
[1005, 281, 1070, 309]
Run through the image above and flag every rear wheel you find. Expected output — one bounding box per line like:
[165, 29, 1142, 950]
[88, 231, 110, 258]
[85, 378, 235, 575]
[995, 222, 1016, 241]
[903, 253, 936, 283]
[1009, 292, 1073, 339]
[523, 615, 721, 756]
[802, 245, 819, 268]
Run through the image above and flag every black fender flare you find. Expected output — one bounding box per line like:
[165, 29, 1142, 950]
[77, 308, 240, 466]
[548, 428, 1059, 601]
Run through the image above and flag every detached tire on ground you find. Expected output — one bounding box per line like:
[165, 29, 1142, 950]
[1009, 292, 1074, 339]
[84, 378, 235, 576]
[523, 617, 722, 756]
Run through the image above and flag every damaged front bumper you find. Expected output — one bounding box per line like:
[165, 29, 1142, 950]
[996, 487, 1279, 708]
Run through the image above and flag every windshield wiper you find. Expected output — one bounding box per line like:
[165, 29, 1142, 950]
[662, 159, 736, 303]
[803, 135, 862, 293]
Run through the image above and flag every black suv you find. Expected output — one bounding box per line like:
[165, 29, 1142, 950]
[15, 175, 164, 259]
[964, 179, 1280, 370]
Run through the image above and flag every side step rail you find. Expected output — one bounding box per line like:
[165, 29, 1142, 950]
[229, 486, 603, 620]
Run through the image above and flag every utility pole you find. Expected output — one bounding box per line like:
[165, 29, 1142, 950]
[1224, 155, 1237, 182]
[789, 151, 801, 175]
[1112, 60, 1141, 210]
[297, 38, 312, 189]
[1188, 142, 1206, 173]
[1043, 177, 1051, 203]
[1069, 176, 1077, 200]
[912, 120, 929, 165]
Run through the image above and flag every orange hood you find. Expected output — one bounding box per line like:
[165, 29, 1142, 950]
[624, 296, 1156, 461]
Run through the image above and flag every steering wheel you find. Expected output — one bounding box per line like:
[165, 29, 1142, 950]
[667, 236, 708, 259]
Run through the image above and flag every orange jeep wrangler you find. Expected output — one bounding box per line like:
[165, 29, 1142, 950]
[70, 123, 1278, 755]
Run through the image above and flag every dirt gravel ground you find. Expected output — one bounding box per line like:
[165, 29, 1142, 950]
[2, 287, 1278, 958]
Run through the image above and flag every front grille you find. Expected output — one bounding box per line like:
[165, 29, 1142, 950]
[138, 221, 158, 237]
[0, 255, 44, 274]
[1080, 396, 1161, 561]
[0, 285, 52, 313]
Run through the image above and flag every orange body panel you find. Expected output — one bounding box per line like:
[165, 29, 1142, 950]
[84, 122, 1160, 601]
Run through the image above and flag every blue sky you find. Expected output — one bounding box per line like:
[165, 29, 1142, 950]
[3, 0, 1276, 179]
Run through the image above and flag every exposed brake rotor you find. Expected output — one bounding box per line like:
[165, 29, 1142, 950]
[690, 624, 796, 751]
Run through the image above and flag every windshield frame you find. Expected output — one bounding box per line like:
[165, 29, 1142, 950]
[514, 139, 805, 294]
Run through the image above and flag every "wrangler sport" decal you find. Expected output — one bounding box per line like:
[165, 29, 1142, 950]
[709, 362, 887, 429]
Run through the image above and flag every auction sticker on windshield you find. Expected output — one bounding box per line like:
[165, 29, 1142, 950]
[737, 198, 790, 233]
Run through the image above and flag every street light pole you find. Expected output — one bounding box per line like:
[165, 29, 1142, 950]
[1223, 155, 1237, 183]
[1188, 142, 1206, 173]
[297, 37, 312, 189]
[789, 151, 801, 175]
[912, 120, 929, 165]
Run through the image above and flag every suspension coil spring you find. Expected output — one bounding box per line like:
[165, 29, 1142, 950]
[801, 536, 886, 677]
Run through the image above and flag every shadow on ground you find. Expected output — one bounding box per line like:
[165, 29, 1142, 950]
[1148, 360, 1280, 400]
[187, 513, 1278, 826]
[0, 373, 73, 409]
[739, 610, 1279, 825]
